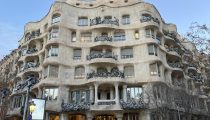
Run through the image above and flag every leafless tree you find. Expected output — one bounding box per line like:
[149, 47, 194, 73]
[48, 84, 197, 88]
[186, 22, 210, 54]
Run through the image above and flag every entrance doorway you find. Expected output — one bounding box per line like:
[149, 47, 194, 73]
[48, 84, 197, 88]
[94, 115, 116, 120]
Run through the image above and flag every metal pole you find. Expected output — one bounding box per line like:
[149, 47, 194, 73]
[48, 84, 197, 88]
[23, 88, 29, 120]
[177, 106, 181, 120]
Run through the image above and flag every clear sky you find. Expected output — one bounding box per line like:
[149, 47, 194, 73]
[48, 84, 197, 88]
[0, 0, 210, 59]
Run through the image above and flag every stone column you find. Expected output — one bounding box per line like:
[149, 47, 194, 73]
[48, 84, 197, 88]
[94, 83, 98, 105]
[114, 83, 119, 104]
[123, 85, 127, 101]
[60, 113, 68, 120]
[89, 86, 94, 102]
[37, 87, 42, 98]
[139, 110, 151, 120]
[110, 88, 114, 100]
[45, 112, 49, 120]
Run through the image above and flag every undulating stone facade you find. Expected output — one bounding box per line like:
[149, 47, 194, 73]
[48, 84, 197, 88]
[0, 0, 210, 120]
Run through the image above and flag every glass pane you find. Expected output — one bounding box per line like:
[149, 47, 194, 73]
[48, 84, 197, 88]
[53, 88, 58, 100]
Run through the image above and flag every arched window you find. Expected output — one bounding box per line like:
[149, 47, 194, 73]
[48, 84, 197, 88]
[52, 13, 61, 24]
[75, 66, 85, 78]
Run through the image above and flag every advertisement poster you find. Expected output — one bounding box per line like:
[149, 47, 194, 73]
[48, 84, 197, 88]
[31, 99, 46, 120]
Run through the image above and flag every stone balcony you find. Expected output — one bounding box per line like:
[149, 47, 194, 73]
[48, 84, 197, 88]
[90, 17, 119, 26]
[167, 62, 183, 69]
[86, 70, 124, 79]
[61, 101, 91, 112]
[26, 48, 38, 55]
[94, 36, 113, 42]
[140, 15, 160, 25]
[86, 53, 118, 61]
[167, 48, 182, 56]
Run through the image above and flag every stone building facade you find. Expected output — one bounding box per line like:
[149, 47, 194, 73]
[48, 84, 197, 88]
[0, 0, 210, 120]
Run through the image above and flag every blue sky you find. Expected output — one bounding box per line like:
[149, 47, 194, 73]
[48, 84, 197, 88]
[0, 0, 210, 59]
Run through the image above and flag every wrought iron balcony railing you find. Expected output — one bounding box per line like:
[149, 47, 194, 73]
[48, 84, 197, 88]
[14, 77, 39, 92]
[26, 32, 41, 41]
[24, 62, 39, 70]
[98, 100, 116, 105]
[187, 73, 203, 83]
[26, 48, 38, 55]
[87, 53, 118, 61]
[167, 48, 182, 55]
[90, 17, 119, 26]
[94, 36, 112, 42]
[163, 31, 176, 40]
[120, 96, 145, 110]
[87, 69, 124, 79]
[188, 63, 198, 68]
[140, 15, 160, 25]
[61, 101, 91, 112]
[173, 80, 185, 88]
[167, 62, 183, 69]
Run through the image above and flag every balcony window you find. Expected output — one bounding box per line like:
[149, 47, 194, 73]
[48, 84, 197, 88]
[49, 65, 59, 78]
[52, 14, 61, 24]
[124, 66, 134, 77]
[81, 32, 92, 42]
[145, 28, 155, 38]
[73, 49, 81, 60]
[121, 48, 133, 59]
[78, 17, 88, 26]
[48, 46, 59, 57]
[148, 44, 157, 56]
[127, 87, 142, 101]
[74, 66, 85, 78]
[13, 96, 22, 108]
[49, 27, 59, 40]
[122, 15, 130, 25]
[71, 31, 76, 42]
[97, 67, 108, 73]
[150, 63, 160, 76]
[43, 88, 58, 101]
[114, 30, 126, 41]
[70, 90, 90, 103]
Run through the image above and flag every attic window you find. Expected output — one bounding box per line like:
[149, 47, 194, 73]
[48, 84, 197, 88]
[76, 3, 80, 6]
[124, 0, 128, 3]
[89, 4, 93, 7]
[110, 1, 113, 3]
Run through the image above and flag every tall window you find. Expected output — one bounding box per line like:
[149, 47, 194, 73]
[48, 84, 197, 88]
[70, 90, 90, 103]
[114, 30, 126, 41]
[52, 14, 61, 24]
[13, 96, 22, 108]
[81, 32, 92, 42]
[73, 49, 82, 60]
[43, 65, 59, 78]
[78, 17, 88, 26]
[156, 35, 162, 45]
[48, 46, 59, 57]
[49, 27, 59, 40]
[121, 48, 133, 59]
[148, 44, 157, 56]
[74, 66, 85, 78]
[43, 88, 58, 101]
[150, 63, 160, 76]
[71, 31, 76, 42]
[145, 28, 155, 38]
[124, 66, 134, 77]
[49, 65, 59, 78]
[122, 15, 130, 25]
[127, 87, 142, 101]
